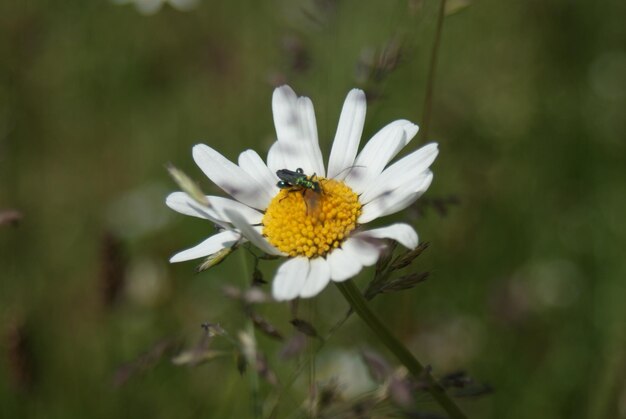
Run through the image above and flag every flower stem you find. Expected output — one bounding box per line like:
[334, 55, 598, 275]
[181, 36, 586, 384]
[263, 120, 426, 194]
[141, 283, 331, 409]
[335, 280, 467, 419]
[420, 0, 447, 142]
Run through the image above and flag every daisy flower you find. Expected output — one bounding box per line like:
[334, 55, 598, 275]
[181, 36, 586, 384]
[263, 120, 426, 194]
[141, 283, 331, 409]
[167, 86, 438, 301]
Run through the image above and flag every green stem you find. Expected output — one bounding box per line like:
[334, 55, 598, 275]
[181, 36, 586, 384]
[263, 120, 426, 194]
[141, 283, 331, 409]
[335, 280, 467, 419]
[420, 0, 447, 142]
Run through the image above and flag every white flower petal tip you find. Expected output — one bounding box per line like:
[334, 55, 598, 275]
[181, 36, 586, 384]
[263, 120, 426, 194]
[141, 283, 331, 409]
[355, 223, 419, 250]
[358, 170, 433, 224]
[344, 119, 420, 193]
[327, 89, 367, 179]
[169, 230, 241, 263]
[273, 84, 297, 96]
[272, 257, 310, 301]
[271, 85, 325, 176]
[358, 141, 438, 206]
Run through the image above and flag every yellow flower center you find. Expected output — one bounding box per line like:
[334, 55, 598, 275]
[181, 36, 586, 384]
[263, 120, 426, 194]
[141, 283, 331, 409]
[262, 178, 361, 258]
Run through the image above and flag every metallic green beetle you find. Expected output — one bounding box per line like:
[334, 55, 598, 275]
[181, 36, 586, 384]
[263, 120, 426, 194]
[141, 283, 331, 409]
[276, 168, 322, 193]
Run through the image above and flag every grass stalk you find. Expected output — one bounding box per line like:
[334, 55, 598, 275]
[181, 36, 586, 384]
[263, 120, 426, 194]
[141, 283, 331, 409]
[420, 0, 447, 141]
[335, 279, 467, 419]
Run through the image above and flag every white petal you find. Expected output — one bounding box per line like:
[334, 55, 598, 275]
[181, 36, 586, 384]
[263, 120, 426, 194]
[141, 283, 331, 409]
[272, 257, 310, 301]
[342, 237, 385, 267]
[266, 141, 290, 174]
[297, 97, 325, 176]
[166, 192, 263, 226]
[225, 209, 284, 256]
[238, 149, 279, 198]
[344, 120, 418, 194]
[204, 196, 264, 225]
[170, 230, 240, 263]
[354, 223, 418, 249]
[165, 192, 230, 229]
[192, 144, 273, 210]
[360, 143, 438, 204]
[299, 257, 331, 298]
[359, 191, 417, 224]
[359, 171, 433, 223]
[327, 89, 367, 179]
[272, 86, 325, 176]
[327, 247, 363, 282]
[166, 191, 217, 220]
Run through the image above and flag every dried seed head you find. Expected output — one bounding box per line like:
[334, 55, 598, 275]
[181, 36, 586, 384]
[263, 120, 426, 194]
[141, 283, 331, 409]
[166, 163, 209, 207]
[196, 246, 234, 272]
[248, 310, 284, 341]
[390, 242, 430, 270]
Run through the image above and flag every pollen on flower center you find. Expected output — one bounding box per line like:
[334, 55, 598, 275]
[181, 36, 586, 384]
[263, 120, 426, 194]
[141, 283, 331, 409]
[262, 178, 361, 258]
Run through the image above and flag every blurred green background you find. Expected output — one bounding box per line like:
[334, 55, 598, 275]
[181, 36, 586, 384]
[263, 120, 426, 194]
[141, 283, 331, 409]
[1, 0, 625, 418]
